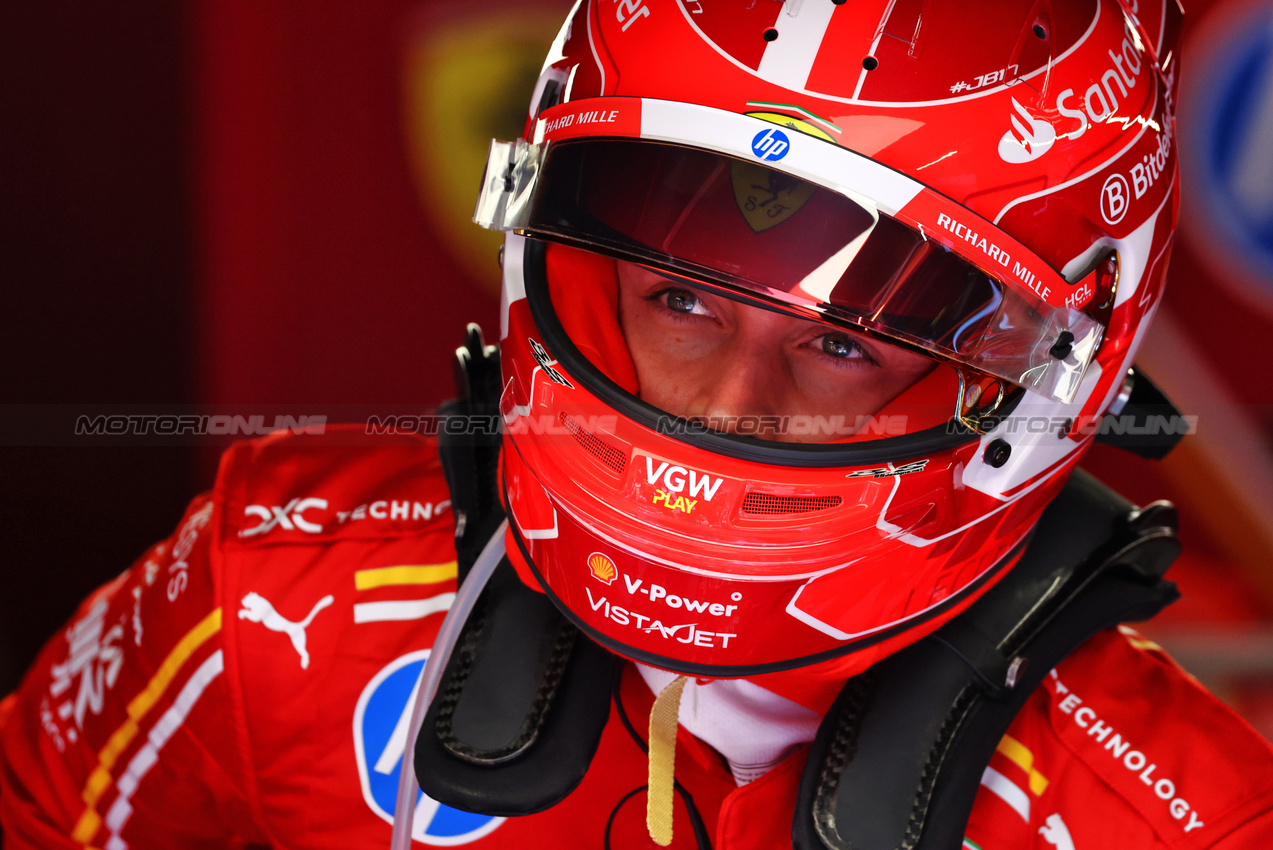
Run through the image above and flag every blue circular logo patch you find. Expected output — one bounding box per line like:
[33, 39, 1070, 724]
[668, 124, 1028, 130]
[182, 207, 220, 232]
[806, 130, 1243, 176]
[354, 651, 505, 845]
[751, 128, 791, 161]
[1182, 3, 1273, 308]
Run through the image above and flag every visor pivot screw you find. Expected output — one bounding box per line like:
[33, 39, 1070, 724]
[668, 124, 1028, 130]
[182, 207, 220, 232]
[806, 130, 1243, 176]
[1005, 656, 1028, 689]
[763, 27, 779, 42]
[862, 56, 879, 71]
[1049, 331, 1075, 360]
[1058, 418, 1073, 439]
[984, 439, 1012, 468]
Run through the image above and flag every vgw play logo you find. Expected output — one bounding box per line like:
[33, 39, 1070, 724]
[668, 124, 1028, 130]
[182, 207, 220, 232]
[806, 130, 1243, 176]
[354, 651, 505, 845]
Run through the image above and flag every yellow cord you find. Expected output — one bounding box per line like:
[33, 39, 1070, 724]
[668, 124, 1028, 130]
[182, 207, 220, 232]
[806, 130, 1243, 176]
[647, 675, 689, 846]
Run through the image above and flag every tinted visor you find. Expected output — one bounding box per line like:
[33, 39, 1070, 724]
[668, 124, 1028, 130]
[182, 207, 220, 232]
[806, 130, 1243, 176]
[476, 138, 1102, 403]
[538, 240, 959, 443]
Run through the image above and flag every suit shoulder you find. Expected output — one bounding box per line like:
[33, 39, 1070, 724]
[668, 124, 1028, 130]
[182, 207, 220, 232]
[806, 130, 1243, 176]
[213, 425, 454, 547]
[1034, 626, 1273, 846]
[205, 427, 462, 840]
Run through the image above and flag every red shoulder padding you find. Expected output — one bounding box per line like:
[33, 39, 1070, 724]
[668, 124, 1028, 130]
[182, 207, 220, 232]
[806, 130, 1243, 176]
[215, 425, 455, 546]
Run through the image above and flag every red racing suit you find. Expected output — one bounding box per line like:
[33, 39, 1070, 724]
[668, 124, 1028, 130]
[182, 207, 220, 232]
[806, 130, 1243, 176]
[3, 428, 1273, 849]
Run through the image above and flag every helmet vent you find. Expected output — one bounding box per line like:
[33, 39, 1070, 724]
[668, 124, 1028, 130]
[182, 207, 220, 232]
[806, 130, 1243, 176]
[559, 413, 627, 475]
[741, 492, 842, 516]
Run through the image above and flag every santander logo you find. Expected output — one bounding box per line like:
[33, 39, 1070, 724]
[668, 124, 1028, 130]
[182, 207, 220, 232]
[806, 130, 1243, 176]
[998, 98, 1057, 164]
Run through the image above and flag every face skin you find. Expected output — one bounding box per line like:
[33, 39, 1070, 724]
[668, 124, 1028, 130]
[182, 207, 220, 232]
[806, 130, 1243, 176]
[616, 261, 935, 443]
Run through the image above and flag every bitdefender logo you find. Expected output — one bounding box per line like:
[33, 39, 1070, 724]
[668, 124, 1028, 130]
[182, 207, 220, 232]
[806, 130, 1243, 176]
[998, 98, 1056, 164]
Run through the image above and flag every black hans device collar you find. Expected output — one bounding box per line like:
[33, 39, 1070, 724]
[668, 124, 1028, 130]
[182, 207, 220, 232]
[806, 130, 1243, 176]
[417, 327, 1180, 848]
[791, 471, 1179, 850]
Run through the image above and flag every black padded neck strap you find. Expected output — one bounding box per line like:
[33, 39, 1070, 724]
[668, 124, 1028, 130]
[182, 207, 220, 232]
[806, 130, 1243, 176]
[793, 470, 1180, 850]
[415, 555, 624, 815]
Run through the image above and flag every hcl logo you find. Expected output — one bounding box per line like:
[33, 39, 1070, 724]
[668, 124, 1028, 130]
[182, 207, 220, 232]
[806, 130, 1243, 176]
[751, 128, 790, 162]
[353, 651, 505, 845]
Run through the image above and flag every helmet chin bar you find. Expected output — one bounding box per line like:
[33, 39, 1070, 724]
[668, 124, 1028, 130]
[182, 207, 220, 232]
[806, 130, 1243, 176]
[504, 492, 1032, 677]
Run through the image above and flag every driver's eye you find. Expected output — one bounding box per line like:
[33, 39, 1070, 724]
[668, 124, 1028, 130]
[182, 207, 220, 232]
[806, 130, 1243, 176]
[821, 333, 860, 359]
[665, 288, 699, 314]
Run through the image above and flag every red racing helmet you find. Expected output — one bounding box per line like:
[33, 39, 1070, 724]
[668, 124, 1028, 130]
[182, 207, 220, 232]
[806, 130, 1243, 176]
[474, 0, 1182, 678]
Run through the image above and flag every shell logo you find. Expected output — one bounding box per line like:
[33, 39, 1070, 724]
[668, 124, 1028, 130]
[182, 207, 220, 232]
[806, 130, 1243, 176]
[587, 552, 618, 585]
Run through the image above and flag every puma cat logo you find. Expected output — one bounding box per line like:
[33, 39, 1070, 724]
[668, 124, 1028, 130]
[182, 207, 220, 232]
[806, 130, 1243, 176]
[238, 591, 334, 669]
[1039, 813, 1076, 850]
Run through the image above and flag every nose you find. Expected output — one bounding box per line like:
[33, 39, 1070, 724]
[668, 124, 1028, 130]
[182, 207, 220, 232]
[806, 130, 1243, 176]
[686, 335, 786, 429]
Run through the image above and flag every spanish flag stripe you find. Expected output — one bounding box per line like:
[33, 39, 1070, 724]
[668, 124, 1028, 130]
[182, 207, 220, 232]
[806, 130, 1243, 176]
[126, 609, 223, 721]
[354, 563, 457, 590]
[72, 810, 103, 846]
[995, 733, 1049, 796]
[71, 607, 223, 843]
[98, 718, 140, 772]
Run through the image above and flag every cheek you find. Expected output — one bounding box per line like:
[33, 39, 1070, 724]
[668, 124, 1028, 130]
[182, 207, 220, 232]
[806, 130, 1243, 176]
[890, 355, 939, 392]
[806, 373, 887, 414]
[850, 354, 937, 409]
[618, 298, 720, 405]
[799, 353, 935, 416]
[618, 298, 685, 408]
[625, 332, 698, 412]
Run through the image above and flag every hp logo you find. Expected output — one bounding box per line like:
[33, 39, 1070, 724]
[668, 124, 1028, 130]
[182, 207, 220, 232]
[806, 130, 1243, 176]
[751, 128, 791, 162]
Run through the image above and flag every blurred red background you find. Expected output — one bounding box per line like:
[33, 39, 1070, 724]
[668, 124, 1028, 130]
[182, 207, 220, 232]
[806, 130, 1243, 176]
[4, 0, 1273, 735]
